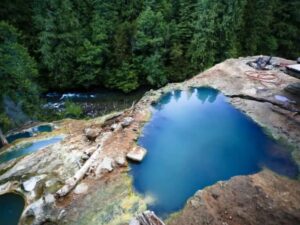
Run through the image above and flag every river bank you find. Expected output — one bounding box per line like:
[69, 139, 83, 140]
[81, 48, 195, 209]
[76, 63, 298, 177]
[42, 87, 148, 118]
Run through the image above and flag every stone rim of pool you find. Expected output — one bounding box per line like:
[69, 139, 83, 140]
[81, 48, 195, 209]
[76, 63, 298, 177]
[130, 86, 298, 218]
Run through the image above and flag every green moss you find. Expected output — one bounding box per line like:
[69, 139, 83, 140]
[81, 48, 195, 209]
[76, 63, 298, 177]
[62, 174, 146, 225]
[165, 211, 181, 224]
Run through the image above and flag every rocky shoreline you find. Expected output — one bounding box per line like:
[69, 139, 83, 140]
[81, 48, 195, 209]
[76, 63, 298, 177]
[0, 56, 300, 225]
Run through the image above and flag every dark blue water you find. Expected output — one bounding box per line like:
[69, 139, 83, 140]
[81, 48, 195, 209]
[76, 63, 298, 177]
[33, 124, 53, 133]
[131, 87, 298, 217]
[0, 136, 63, 164]
[0, 193, 24, 225]
[6, 132, 32, 143]
[6, 124, 53, 144]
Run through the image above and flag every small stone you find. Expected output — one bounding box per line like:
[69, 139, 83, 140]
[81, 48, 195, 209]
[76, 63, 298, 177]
[44, 194, 55, 204]
[126, 146, 147, 162]
[110, 123, 118, 131]
[74, 183, 89, 195]
[84, 147, 96, 156]
[58, 209, 66, 220]
[23, 175, 45, 192]
[81, 153, 89, 160]
[84, 128, 101, 141]
[115, 156, 126, 167]
[121, 117, 134, 128]
[274, 95, 293, 103]
[95, 157, 114, 176]
[101, 157, 114, 172]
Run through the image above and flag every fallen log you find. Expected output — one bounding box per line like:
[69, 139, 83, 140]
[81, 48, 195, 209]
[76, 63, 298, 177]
[226, 94, 300, 115]
[55, 131, 112, 198]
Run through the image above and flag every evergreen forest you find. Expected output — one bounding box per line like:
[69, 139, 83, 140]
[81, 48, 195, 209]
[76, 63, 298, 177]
[0, 0, 299, 131]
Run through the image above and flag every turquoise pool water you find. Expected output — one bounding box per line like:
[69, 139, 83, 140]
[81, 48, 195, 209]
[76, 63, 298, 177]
[130, 87, 298, 217]
[0, 193, 24, 225]
[6, 124, 53, 144]
[0, 136, 63, 164]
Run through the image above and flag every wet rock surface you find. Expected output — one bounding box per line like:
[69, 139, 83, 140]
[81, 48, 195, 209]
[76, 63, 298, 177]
[121, 116, 134, 128]
[84, 128, 101, 141]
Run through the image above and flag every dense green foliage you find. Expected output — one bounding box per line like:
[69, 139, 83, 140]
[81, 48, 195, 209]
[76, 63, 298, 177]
[63, 101, 83, 118]
[0, 0, 299, 130]
[0, 21, 40, 130]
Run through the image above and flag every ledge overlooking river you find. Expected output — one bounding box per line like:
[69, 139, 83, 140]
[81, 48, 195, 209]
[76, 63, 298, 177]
[0, 56, 300, 225]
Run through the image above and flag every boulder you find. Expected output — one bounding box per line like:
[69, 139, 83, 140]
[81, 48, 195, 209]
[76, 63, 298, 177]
[121, 117, 134, 128]
[115, 156, 127, 167]
[22, 175, 46, 192]
[100, 157, 114, 172]
[110, 123, 119, 131]
[74, 183, 89, 195]
[95, 157, 114, 176]
[126, 146, 147, 162]
[84, 128, 101, 141]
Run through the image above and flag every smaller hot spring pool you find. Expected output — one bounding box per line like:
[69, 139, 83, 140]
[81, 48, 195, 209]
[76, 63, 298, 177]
[130, 87, 299, 218]
[6, 124, 53, 144]
[0, 136, 63, 164]
[0, 193, 25, 225]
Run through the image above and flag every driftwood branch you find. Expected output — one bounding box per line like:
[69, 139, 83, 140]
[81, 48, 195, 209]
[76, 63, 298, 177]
[55, 118, 125, 198]
[55, 131, 112, 198]
[226, 94, 300, 114]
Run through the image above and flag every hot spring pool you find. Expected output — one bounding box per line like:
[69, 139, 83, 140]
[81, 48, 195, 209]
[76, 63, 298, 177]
[6, 124, 53, 144]
[0, 193, 24, 225]
[0, 136, 63, 164]
[130, 87, 298, 217]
